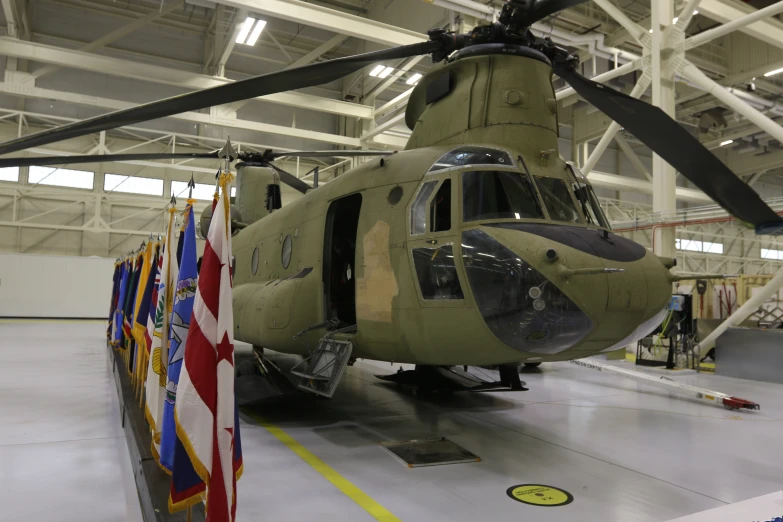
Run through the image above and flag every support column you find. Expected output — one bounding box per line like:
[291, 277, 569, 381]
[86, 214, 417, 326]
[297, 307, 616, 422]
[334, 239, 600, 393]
[651, 0, 677, 257]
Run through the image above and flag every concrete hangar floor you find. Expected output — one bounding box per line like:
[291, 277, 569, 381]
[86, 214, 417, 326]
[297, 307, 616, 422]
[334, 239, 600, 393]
[2, 321, 782, 522]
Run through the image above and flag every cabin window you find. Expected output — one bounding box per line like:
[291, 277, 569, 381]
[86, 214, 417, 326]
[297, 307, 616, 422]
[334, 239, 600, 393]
[410, 181, 437, 235]
[281, 235, 292, 269]
[462, 171, 543, 222]
[429, 180, 451, 232]
[251, 247, 259, 275]
[429, 147, 514, 173]
[534, 176, 582, 224]
[412, 245, 463, 300]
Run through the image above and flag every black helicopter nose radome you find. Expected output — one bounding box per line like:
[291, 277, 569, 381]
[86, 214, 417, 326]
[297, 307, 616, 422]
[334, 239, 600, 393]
[460, 228, 593, 355]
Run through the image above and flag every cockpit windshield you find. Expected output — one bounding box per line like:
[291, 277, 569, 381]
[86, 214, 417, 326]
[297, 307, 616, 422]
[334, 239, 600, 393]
[565, 163, 611, 229]
[429, 147, 514, 172]
[462, 170, 544, 222]
[534, 176, 582, 224]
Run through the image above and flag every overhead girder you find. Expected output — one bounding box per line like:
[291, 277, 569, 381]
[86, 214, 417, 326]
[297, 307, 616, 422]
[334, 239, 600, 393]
[0, 38, 373, 120]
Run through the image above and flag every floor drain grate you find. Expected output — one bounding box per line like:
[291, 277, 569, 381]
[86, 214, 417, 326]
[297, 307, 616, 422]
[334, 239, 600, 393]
[380, 437, 480, 468]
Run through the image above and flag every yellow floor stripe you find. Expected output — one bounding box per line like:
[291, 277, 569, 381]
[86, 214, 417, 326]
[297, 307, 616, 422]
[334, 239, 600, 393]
[246, 412, 401, 522]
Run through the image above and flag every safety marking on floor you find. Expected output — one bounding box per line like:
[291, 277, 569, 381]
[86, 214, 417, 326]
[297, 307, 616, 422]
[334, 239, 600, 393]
[506, 484, 574, 507]
[245, 411, 401, 522]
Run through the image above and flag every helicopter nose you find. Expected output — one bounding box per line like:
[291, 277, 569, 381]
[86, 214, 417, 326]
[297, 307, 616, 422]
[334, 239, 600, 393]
[460, 225, 670, 355]
[460, 228, 594, 355]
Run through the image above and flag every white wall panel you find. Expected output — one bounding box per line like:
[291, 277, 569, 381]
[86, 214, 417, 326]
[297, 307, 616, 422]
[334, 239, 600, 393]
[0, 253, 114, 318]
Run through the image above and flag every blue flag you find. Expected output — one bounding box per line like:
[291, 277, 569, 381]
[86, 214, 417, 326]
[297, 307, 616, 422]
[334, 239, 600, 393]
[113, 260, 129, 347]
[159, 205, 198, 473]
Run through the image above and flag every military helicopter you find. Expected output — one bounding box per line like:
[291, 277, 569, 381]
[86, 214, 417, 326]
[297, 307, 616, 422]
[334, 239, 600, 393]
[1, 0, 781, 396]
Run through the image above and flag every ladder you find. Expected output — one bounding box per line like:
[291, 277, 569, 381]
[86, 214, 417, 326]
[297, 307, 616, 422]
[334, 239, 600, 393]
[290, 335, 353, 398]
[569, 359, 760, 411]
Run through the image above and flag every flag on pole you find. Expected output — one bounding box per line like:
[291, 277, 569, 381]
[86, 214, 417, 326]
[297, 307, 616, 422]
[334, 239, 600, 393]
[145, 245, 163, 358]
[134, 242, 159, 390]
[146, 207, 179, 465]
[108, 262, 121, 340]
[159, 201, 198, 473]
[175, 173, 242, 522]
[112, 259, 130, 348]
[127, 251, 146, 373]
[132, 242, 154, 385]
[123, 254, 142, 350]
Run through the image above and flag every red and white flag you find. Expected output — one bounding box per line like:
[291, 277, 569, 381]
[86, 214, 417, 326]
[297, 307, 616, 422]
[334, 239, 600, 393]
[174, 174, 239, 521]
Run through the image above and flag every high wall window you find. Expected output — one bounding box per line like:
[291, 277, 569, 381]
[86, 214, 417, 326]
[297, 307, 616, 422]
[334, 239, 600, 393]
[171, 180, 216, 200]
[676, 238, 724, 254]
[761, 248, 783, 260]
[0, 166, 19, 182]
[105, 174, 163, 196]
[29, 166, 94, 189]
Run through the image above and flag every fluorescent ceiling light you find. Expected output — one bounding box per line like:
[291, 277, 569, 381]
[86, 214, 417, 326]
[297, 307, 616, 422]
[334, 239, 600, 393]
[693, 9, 698, 14]
[245, 19, 266, 46]
[649, 28, 653, 33]
[406, 73, 422, 85]
[236, 17, 255, 44]
[378, 66, 395, 78]
[672, 17, 679, 23]
[764, 67, 783, 77]
[369, 65, 385, 77]
[720, 139, 734, 146]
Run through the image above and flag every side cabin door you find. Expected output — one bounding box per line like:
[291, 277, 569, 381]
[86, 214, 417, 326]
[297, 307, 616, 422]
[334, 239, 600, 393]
[406, 172, 466, 306]
[323, 193, 362, 329]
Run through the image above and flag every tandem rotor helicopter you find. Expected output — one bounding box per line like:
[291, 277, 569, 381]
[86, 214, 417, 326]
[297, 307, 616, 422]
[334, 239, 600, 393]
[2, 0, 781, 396]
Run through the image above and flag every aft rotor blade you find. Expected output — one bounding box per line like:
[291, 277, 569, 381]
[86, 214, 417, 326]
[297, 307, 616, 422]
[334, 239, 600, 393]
[267, 150, 395, 159]
[557, 66, 782, 229]
[0, 151, 219, 168]
[0, 41, 442, 156]
[528, 0, 592, 24]
[267, 163, 312, 194]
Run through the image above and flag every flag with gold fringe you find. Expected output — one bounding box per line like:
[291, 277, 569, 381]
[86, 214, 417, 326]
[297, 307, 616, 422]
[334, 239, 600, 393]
[131, 242, 153, 382]
[160, 201, 198, 474]
[113, 259, 130, 348]
[134, 242, 159, 394]
[175, 173, 242, 522]
[108, 262, 121, 340]
[145, 206, 179, 465]
[122, 253, 142, 362]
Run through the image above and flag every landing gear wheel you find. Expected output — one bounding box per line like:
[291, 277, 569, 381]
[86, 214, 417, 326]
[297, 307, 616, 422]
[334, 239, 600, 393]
[235, 358, 260, 377]
[523, 362, 542, 368]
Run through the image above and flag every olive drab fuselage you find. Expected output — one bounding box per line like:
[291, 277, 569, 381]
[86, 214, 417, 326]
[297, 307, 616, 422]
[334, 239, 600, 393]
[230, 51, 673, 366]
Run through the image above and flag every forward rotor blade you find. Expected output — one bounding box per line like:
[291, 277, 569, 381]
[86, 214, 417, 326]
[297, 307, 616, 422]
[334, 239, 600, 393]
[557, 66, 782, 229]
[0, 151, 219, 168]
[0, 41, 441, 156]
[266, 150, 395, 159]
[267, 163, 312, 194]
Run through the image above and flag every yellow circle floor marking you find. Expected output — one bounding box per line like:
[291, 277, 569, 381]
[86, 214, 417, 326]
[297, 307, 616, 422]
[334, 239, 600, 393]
[506, 484, 574, 507]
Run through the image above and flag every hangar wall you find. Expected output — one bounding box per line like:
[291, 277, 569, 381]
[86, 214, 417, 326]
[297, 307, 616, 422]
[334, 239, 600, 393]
[0, 252, 114, 318]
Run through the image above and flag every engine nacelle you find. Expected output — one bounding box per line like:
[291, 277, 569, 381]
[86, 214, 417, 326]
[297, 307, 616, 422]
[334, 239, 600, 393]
[198, 203, 244, 239]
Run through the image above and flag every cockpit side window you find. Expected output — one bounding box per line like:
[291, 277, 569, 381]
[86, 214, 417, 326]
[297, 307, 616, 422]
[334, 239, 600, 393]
[534, 176, 582, 224]
[412, 245, 464, 300]
[565, 164, 611, 229]
[462, 171, 544, 222]
[410, 181, 438, 235]
[430, 180, 452, 232]
[429, 147, 514, 173]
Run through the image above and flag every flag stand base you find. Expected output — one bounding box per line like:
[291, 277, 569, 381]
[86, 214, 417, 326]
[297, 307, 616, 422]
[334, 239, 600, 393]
[108, 343, 206, 522]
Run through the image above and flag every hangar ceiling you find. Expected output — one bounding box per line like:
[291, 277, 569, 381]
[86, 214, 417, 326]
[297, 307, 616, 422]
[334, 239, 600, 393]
[1, 0, 783, 273]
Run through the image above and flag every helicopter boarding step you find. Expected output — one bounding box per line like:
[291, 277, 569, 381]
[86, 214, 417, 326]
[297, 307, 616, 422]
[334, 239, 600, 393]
[569, 359, 760, 411]
[290, 334, 353, 398]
